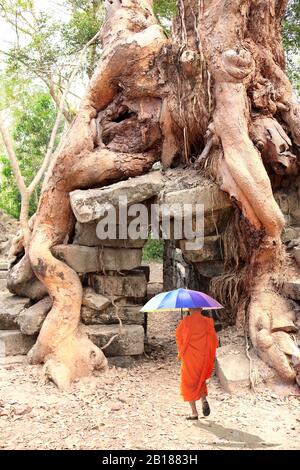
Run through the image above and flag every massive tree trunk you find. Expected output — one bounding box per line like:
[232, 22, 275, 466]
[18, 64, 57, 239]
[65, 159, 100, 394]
[9, 0, 300, 389]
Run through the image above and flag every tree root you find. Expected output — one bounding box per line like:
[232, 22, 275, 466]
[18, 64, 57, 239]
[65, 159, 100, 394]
[249, 284, 300, 383]
[27, 147, 156, 388]
[39, 335, 108, 391]
[13, 0, 166, 389]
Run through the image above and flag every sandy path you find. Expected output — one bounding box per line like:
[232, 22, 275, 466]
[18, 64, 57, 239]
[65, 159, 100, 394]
[0, 311, 299, 450]
[0, 262, 299, 450]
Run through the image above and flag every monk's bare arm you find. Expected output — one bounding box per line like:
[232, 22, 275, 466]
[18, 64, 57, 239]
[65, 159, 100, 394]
[176, 321, 185, 359]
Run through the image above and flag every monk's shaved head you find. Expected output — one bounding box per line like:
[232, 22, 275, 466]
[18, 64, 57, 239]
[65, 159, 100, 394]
[190, 308, 203, 315]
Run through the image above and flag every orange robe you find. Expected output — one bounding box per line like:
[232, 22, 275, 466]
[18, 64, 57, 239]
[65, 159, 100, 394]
[176, 313, 218, 402]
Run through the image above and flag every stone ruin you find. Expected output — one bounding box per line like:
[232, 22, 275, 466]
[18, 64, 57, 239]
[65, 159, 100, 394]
[0, 209, 19, 256]
[1, 167, 300, 389]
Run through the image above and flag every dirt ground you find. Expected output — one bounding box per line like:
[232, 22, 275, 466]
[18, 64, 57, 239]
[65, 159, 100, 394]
[0, 263, 300, 450]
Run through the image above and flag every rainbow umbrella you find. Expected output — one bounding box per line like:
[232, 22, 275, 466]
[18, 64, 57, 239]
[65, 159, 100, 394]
[140, 288, 223, 312]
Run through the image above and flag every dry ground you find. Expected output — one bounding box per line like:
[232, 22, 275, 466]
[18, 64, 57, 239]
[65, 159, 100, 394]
[0, 263, 299, 450]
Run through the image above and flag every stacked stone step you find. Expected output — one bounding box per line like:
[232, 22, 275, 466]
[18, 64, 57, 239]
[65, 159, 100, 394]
[0, 292, 36, 357]
[1, 169, 238, 364]
[66, 172, 163, 363]
[275, 187, 300, 269]
[0, 172, 162, 362]
[160, 183, 232, 293]
[0, 260, 8, 291]
[69, 172, 233, 350]
[274, 187, 300, 350]
[0, 258, 149, 362]
[0, 263, 34, 358]
[46, 246, 148, 361]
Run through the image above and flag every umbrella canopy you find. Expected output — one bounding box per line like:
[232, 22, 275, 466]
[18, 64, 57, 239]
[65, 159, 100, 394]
[140, 288, 223, 312]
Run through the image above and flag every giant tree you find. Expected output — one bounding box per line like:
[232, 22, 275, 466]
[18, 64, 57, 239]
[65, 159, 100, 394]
[8, 0, 300, 389]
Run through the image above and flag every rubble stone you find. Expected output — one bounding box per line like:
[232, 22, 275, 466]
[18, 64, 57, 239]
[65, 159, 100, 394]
[215, 345, 276, 393]
[52, 245, 142, 273]
[88, 272, 147, 299]
[0, 330, 35, 356]
[0, 292, 30, 329]
[73, 221, 146, 248]
[85, 324, 144, 356]
[70, 172, 163, 223]
[17, 297, 52, 335]
[280, 280, 300, 301]
[81, 304, 144, 325]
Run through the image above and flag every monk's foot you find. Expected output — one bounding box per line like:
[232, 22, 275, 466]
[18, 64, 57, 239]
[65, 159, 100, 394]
[202, 400, 210, 417]
[186, 415, 198, 421]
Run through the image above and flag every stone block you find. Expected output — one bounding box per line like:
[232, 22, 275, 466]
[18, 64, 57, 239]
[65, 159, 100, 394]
[161, 183, 231, 216]
[215, 348, 251, 393]
[128, 265, 150, 282]
[52, 245, 142, 273]
[147, 282, 163, 301]
[70, 172, 163, 223]
[88, 273, 147, 299]
[179, 235, 222, 263]
[0, 330, 35, 356]
[0, 292, 30, 329]
[193, 261, 224, 278]
[17, 297, 52, 335]
[81, 303, 145, 325]
[73, 222, 147, 248]
[82, 288, 111, 311]
[85, 324, 144, 356]
[0, 261, 8, 271]
[108, 356, 136, 368]
[280, 279, 300, 301]
[215, 345, 276, 393]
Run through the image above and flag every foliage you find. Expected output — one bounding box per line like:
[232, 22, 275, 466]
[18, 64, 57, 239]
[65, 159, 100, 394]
[283, 0, 300, 94]
[143, 237, 164, 262]
[0, 0, 104, 218]
[0, 0, 104, 102]
[154, 0, 176, 23]
[61, 1, 104, 78]
[0, 91, 58, 217]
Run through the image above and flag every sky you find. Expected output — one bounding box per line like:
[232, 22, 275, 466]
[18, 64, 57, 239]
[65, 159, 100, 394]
[0, 1, 85, 100]
[0, 0, 69, 52]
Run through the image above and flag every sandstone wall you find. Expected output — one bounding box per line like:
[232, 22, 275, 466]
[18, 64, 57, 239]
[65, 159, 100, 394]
[2, 168, 300, 377]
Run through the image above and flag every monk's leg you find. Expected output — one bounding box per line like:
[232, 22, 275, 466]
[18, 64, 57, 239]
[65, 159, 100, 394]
[188, 401, 198, 418]
[201, 393, 211, 417]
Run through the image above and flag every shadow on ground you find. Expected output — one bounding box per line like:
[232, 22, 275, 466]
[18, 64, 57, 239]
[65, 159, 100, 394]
[194, 420, 280, 449]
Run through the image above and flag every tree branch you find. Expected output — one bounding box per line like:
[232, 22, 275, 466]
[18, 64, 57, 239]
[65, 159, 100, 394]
[0, 113, 30, 245]
[0, 31, 102, 246]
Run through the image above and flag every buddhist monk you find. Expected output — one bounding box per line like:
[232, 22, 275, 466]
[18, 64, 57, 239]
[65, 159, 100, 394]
[176, 308, 218, 419]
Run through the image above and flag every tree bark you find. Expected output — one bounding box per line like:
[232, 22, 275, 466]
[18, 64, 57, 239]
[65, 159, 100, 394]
[23, 0, 165, 390]
[9, 0, 300, 388]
